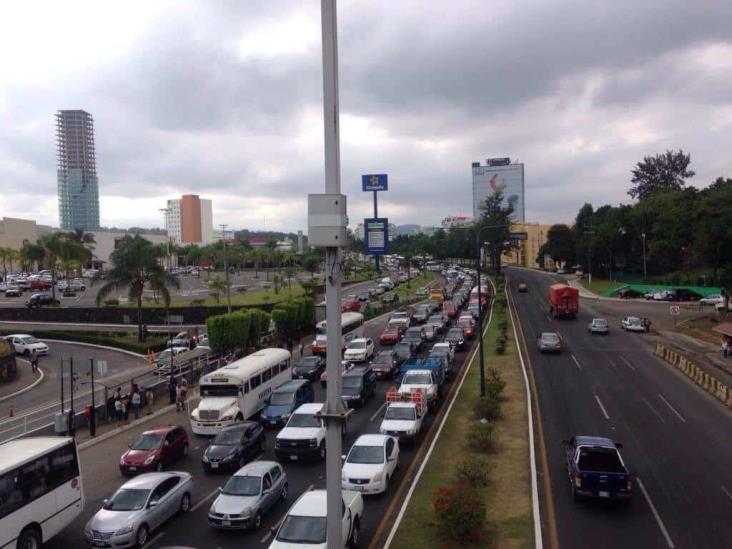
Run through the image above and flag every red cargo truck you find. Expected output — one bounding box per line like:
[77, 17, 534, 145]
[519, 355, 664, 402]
[549, 284, 579, 318]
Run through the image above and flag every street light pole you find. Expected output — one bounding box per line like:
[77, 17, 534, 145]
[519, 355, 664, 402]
[642, 232, 647, 280]
[220, 224, 231, 313]
[159, 207, 172, 271]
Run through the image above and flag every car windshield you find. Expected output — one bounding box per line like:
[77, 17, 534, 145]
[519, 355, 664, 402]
[458, 319, 473, 327]
[405, 329, 421, 338]
[448, 329, 464, 338]
[395, 344, 411, 354]
[403, 373, 431, 385]
[373, 354, 392, 364]
[385, 407, 416, 420]
[431, 347, 448, 356]
[277, 515, 326, 544]
[593, 319, 608, 327]
[270, 392, 295, 406]
[222, 475, 261, 496]
[348, 341, 366, 349]
[627, 317, 641, 325]
[287, 413, 321, 428]
[577, 448, 625, 473]
[342, 376, 362, 389]
[391, 313, 407, 320]
[20, 336, 40, 344]
[130, 433, 162, 450]
[212, 430, 243, 445]
[104, 488, 150, 511]
[384, 326, 399, 334]
[347, 445, 384, 464]
[296, 357, 319, 368]
[428, 316, 442, 322]
[542, 334, 560, 343]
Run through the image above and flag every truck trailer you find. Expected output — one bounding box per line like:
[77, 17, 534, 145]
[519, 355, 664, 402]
[548, 283, 579, 319]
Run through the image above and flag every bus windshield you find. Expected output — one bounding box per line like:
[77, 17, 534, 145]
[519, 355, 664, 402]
[200, 384, 239, 398]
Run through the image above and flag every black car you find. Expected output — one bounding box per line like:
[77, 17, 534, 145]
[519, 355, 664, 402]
[517, 283, 528, 293]
[340, 366, 376, 407]
[25, 293, 60, 308]
[370, 350, 399, 379]
[201, 422, 266, 472]
[445, 327, 466, 350]
[292, 355, 326, 380]
[393, 341, 415, 364]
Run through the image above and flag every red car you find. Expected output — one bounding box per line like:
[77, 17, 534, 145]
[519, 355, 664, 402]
[458, 316, 476, 339]
[30, 279, 52, 291]
[119, 425, 189, 475]
[341, 299, 361, 313]
[442, 300, 457, 319]
[379, 325, 402, 345]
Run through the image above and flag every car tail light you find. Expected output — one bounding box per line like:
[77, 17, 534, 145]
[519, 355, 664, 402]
[574, 473, 582, 488]
[626, 475, 633, 492]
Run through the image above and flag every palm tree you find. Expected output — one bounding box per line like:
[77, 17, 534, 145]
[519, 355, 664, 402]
[38, 233, 66, 300]
[95, 235, 180, 342]
[207, 274, 229, 304]
[19, 243, 44, 273]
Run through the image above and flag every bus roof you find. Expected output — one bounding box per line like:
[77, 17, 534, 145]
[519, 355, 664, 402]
[0, 437, 74, 476]
[316, 311, 364, 329]
[201, 347, 291, 384]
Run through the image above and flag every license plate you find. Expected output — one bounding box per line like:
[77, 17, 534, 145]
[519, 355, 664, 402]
[211, 463, 219, 469]
[290, 455, 298, 461]
[599, 491, 610, 498]
[269, 420, 277, 425]
[128, 467, 136, 471]
[353, 485, 363, 491]
[93, 543, 106, 548]
[221, 520, 231, 527]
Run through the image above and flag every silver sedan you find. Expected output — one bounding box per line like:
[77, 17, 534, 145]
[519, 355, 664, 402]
[84, 471, 193, 548]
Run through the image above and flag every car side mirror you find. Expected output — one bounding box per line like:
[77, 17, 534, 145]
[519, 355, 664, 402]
[270, 526, 278, 536]
[148, 500, 158, 508]
[103, 498, 109, 505]
[217, 486, 222, 492]
[341, 454, 346, 461]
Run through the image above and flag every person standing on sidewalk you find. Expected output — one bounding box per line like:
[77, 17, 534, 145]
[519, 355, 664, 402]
[168, 375, 176, 405]
[146, 386, 154, 415]
[114, 398, 124, 423]
[29, 349, 39, 373]
[176, 378, 188, 412]
[131, 390, 141, 419]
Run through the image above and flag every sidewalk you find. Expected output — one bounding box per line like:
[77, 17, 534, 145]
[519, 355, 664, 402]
[0, 359, 41, 399]
[656, 330, 732, 386]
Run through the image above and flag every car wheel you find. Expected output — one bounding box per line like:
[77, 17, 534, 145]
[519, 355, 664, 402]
[319, 441, 326, 461]
[281, 482, 288, 502]
[17, 526, 41, 549]
[135, 524, 149, 547]
[155, 462, 163, 472]
[349, 517, 360, 548]
[179, 492, 191, 513]
[253, 511, 262, 530]
[182, 443, 189, 457]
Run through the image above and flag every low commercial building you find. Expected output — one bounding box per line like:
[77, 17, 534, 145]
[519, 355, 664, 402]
[501, 222, 554, 269]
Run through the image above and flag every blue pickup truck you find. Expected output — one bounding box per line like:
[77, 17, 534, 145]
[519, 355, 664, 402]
[399, 356, 446, 386]
[562, 435, 633, 502]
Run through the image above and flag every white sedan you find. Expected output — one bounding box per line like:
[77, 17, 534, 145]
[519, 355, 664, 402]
[341, 434, 399, 494]
[621, 316, 647, 332]
[6, 334, 49, 356]
[700, 294, 724, 306]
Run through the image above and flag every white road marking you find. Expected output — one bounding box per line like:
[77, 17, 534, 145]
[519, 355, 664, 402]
[642, 398, 665, 423]
[370, 401, 387, 422]
[637, 477, 675, 548]
[658, 394, 686, 423]
[593, 393, 610, 420]
[262, 483, 314, 544]
[722, 485, 732, 503]
[190, 487, 220, 512]
[146, 531, 165, 547]
[571, 354, 582, 370]
[620, 356, 636, 371]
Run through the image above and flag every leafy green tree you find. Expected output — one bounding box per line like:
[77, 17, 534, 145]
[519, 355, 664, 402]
[477, 191, 515, 276]
[207, 274, 229, 304]
[94, 235, 180, 341]
[629, 149, 695, 200]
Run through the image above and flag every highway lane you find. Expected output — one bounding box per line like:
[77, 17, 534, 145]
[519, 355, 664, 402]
[46, 279, 477, 548]
[507, 267, 732, 549]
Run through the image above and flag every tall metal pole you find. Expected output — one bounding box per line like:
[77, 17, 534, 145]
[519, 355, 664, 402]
[89, 357, 96, 437]
[69, 356, 74, 414]
[220, 224, 231, 313]
[60, 358, 65, 414]
[642, 232, 647, 280]
[321, 1, 346, 547]
[475, 231, 486, 397]
[373, 190, 380, 273]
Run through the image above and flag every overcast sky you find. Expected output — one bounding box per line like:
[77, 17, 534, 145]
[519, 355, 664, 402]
[0, 0, 730, 233]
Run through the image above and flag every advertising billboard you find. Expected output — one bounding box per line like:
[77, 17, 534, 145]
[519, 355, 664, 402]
[364, 217, 388, 254]
[471, 163, 525, 222]
[362, 174, 388, 191]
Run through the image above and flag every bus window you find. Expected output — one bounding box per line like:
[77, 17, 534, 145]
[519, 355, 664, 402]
[0, 473, 23, 519]
[20, 457, 51, 500]
[48, 444, 78, 489]
[262, 369, 271, 382]
[279, 360, 289, 373]
[243, 381, 249, 394]
[250, 374, 261, 389]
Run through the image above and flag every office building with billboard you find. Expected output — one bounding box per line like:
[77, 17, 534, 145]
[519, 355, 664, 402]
[471, 158, 525, 222]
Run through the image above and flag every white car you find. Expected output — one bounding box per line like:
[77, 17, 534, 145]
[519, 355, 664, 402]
[587, 318, 609, 335]
[341, 434, 399, 494]
[6, 334, 49, 356]
[343, 338, 374, 363]
[275, 403, 327, 462]
[167, 331, 190, 347]
[70, 278, 87, 291]
[388, 311, 410, 330]
[621, 316, 647, 332]
[430, 342, 455, 366]
[700, 294, 724, 306]
[380, 397, 427, 442]
[398, 369, 439, 407]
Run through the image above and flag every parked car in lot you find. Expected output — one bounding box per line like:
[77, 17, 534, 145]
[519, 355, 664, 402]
[537, 332, 562, 353]
[84, 472, 193, 548]
[261, 380, 314, 428]
[587, 318, 609, 335]
[343, 337, 375, 363]
[617, 287, 644, 299]
[270, 489, 363, 549]
[29, 279, 52, 291]
[119, 426, 189, 475]
[6, 334, 49, 356]
[25, 293, 60, 308]
[666, 288, 701, 302]
[562, 435, 632, 501]
[70, 278, 86, 291]
[341, 434, 399, 495]
[5, 285, 21, 297]
[445, 327, 466, 350]
[201, 422, 266, 472]
[341, 366, 376, 407]
[208, 461, 288, 530]
[275, 403, 327, 462]
[621, 316, 647, 332]
[292, 355, 325, 380]
[370, 350, 399, 379]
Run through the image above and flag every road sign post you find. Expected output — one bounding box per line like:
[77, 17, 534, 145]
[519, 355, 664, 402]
[362, 174, 388, 272]
[670, 305, 680, 326]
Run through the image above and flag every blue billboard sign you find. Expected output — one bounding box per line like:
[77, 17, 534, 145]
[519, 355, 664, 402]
[364, 217, 389, 254]
[362, 174, 388, 192]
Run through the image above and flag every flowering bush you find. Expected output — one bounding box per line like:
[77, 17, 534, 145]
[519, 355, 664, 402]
[432, 483, 486, 541]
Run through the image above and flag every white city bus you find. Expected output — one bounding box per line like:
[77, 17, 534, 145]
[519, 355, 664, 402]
[190, 348, 291, 435]
[311, 312, 365, 355]
[0, 436, 84, 549]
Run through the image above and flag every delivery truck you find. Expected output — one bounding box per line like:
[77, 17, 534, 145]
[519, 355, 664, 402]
[548, 283, 579, 319]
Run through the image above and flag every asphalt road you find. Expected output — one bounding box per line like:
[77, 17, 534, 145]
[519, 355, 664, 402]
[506, 267, 732, 549]
[46, 278, 477, 548]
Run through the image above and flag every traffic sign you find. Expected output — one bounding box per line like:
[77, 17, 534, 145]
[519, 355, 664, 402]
[362, 174, 388, 192]
[669, 305, 680, 316]
[364, 217, 389, 254]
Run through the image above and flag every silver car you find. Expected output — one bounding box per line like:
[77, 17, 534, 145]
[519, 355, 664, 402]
[84, 472, 193, 548]
[587, 318, 609, 335]
[208, 461, 288, 530]
[537, 332, 562, 353]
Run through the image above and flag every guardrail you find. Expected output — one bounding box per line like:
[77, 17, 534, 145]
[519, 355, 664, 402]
[654, 343, 732, 409]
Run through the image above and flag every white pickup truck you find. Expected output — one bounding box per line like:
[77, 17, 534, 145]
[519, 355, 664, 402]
[398, 369, 439, 410]
[380, 387, 427, 442]
[269, 489, 363, 548]
[274, 403, 327, 462]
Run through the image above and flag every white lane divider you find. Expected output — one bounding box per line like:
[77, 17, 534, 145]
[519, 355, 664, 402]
[571, 354, 582, 370]
[593, 393, 610, 420]
[190, 486, 221, 513]
[721, 485, 732, 504]
[637, 477, 675, 548]
[369, 401, 387, 422]
[658, 394, 686, 423]
[620, 356, 636, 371]
[642, 398, 665, 423]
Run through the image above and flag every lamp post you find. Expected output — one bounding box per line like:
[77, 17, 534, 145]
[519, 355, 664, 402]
[474, 223, 508, 398]
[219, 224, 231, 313]
[642, 232, 647, 280]
[159, 207, 172, 271]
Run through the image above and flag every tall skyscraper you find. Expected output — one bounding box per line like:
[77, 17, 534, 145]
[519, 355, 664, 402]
[56, 110, 100, 231]
[164, 194, 214, 245]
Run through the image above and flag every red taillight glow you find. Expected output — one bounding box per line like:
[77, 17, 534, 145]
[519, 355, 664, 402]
[574, 473, 582, 488]
[626, 475, 633, 491]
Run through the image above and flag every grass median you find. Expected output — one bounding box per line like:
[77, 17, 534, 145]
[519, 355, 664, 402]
[391, 282, 533, 548]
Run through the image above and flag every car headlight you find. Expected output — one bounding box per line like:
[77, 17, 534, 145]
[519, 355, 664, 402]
[281, 412, 291, 419]
[120, 456, 126, 465]
[309, 438, 318, 447]
[372, 472, 383, 482]
[342, 471, 347, 481]
[220, 414, 234, 421]
[209, 503, 216, 515]
[114, 523, 135, 536]
[144, 453, 157, 465]
[202, 454, 209, 462]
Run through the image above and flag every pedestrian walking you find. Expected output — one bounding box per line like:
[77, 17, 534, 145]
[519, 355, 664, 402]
[146, 386, 154, 415]
[131, 390, 141, 419]
[176, 378, 188, 412]
[29, 350, 39, 373]
[114, 398, 124, 423]
[168, 376, 176, 405]
[723, 337, 730, 359]
[202, 357, 210, 377]
[106, 395, 115, 423]
[299, 341, 305, 357]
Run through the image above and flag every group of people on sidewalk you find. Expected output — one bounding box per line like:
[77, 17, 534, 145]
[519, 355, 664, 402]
[106, 382, 154, 424]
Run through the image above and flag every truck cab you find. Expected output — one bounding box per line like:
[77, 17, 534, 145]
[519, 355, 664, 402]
[562, 435, 632, 501]
[275, 403, 327, 462]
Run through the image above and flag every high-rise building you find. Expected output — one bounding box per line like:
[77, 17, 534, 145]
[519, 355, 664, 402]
[471, 158, 525, 222]
[56, 110, 100, 230]
[164, 194, 214, 245]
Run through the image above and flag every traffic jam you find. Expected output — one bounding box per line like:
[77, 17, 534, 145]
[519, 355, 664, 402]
[78, 266, 487, 548]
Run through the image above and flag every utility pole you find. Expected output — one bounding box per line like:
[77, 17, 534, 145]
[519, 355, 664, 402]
[89, 357, 96, 437]
[220, 224, 231, 313]
[642, 232, 647, 280]
[159, 207, 172, 271]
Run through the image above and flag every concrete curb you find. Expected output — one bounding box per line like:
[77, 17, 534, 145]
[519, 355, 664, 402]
[38, 338, 148, 360]
[0, 365, 45, 403]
